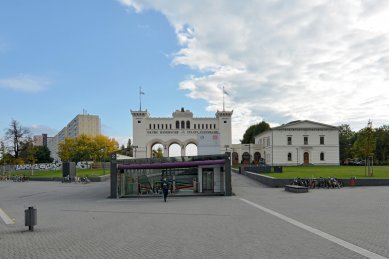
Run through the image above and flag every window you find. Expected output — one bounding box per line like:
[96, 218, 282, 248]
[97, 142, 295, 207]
[287, 136, 292, 145]
[304, 136, 308, 145]
[149, 124, 151, 129]
[224, 120, 227, 123]
[161, 124, 163, 129]
[181, 121, 185, 129]
[186, 121, 190, 129]
[288, 152, 292, 161]
[170, 124, 172, 129]
[138, 120, 141, 123]
[153, 124, 155, 129]
[320, 152, 325, 161]
[202, 124, 204, 129]
[176, 121, 179, 129]
[157, 124, 160, 129]
[320, 136, 325, 145]
[194, 124, 196, 129]
[206, 124, 208, 129]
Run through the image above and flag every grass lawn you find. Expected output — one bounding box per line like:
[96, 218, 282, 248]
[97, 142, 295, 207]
[8, 168, 108, 178]
[267, 166, 389, 179]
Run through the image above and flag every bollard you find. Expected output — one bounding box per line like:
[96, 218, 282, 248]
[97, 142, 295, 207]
[24, 206, 37, 231]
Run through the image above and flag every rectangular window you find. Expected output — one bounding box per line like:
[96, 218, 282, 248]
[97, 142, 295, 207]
[304, 136, 308, 145]
[287, 136, 292, 145]
[287, 153, 292, 161]
[320, 136, 325, 145]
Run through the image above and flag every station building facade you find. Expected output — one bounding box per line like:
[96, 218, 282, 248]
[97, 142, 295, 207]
[229, 120, 340, 166]
[254, 120, 340, 166]
[131, 108, 233, 158]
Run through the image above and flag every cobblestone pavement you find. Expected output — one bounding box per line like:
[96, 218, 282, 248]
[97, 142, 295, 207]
[1, 173, 388, 259]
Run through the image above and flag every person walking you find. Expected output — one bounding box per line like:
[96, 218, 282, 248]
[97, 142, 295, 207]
[161, 177, 169, 202]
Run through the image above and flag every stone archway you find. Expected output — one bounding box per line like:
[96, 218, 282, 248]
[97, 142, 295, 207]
[242, 152, 250, 164]
[254, 152, 261, 164]
[151, 143, 164, 158]
[185, 143, 198, 156]
[168, 143, 181, 157]
[232, 152, 239, 165]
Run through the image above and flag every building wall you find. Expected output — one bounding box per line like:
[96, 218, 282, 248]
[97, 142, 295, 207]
[47, 114, 101, 161]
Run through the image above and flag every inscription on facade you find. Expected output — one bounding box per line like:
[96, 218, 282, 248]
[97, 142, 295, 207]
[146, 130, 219, 135]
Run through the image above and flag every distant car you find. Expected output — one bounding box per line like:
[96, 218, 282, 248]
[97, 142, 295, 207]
[355, 160, 366, 166]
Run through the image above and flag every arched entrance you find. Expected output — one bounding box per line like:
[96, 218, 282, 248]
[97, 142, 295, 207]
[185, 143, 198, 156]
[254, 152, 261, 164]
[242, 152, 250, 164]
[151, 143, 164, 158]
[304, 152, 309, 165]
[168, 143, 181, 157]
[232, 152, 239, 165]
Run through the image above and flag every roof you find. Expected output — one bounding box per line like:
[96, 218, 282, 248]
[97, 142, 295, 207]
[254, 120, 339, 138]
[118, 159, 225, 170]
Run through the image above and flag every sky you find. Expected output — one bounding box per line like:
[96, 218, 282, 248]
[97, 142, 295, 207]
[1, 0, 389, 147]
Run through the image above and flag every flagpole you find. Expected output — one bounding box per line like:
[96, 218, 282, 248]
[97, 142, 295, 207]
[139, 86, 142, 111]
[223, 86, 225, 111]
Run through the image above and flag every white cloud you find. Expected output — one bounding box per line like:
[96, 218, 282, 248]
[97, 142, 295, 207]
[0, 74, 51, 93]
[120, 0, 389, 142]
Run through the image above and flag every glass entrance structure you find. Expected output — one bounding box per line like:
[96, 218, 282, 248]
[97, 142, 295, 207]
[110, 153, 232, 198]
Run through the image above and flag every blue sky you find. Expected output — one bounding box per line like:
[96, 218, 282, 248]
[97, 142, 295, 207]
[0, 1, 210, 145]
[1, 1, 389, 146]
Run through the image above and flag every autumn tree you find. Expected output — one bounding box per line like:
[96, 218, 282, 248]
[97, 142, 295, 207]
[58, 135, 118, 162]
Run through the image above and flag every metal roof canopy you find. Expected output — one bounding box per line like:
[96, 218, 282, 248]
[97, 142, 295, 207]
[118, 159, 225, 170]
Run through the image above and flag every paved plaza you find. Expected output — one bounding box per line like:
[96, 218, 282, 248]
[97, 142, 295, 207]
[1, 173, 389, 259]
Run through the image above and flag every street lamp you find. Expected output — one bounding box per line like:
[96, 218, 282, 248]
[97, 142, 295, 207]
[224, 145, 229, 152]
[132, 145, 138, 158]
[100, 148, 106, 174]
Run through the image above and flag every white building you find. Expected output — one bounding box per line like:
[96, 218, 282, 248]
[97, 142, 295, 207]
[131, 107, 233, 158]
[254, 120, 340, 166]
[48, 114, 101, 161]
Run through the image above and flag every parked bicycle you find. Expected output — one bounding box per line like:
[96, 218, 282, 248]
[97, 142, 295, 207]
[291, 177, 343, 189]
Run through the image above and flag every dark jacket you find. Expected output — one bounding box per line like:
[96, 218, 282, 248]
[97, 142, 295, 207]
[161, 180, 169, 191]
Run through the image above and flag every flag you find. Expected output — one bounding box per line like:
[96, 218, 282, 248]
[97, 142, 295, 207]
[223, 88, 229, 96]
[140, 90, 145, 95]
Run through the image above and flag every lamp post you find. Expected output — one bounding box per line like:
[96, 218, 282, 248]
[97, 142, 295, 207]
[100, 148, 106, 174]
[132, 146, 138, 158]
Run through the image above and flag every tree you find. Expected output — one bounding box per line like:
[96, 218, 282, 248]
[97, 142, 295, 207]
[241, 121, 270, 144]
[34, 146, 54, 163]
[58, 134, 118, 162]
[375, 125, 389, 165]
[152, 147, 163, 158]
[117, 138, 133, 157]
[4, 119, 31, 159]
[338, 124, 355, 163]
[352, 121, 376, 176]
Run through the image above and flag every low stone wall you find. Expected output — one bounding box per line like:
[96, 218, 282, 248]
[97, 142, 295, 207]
[238, 169, 389, 187]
